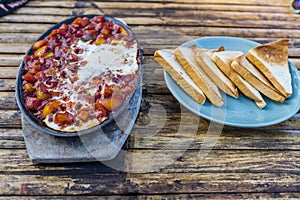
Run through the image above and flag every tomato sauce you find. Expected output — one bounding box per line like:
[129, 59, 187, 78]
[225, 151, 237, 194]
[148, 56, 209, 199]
[22, 16, 139, 132]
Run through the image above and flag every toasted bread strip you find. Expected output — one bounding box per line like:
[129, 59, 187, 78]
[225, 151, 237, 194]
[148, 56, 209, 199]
[195, 48, 239, 98]
[212, 51, 266, 109]
[231, 55, 286, 103]
[154, 49, 206, 105]
[174, 47, 224, 107]
[247, 39, 292, 98]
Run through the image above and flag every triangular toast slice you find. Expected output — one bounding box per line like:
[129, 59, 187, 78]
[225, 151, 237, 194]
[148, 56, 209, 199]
[154, 49, 206, 105]
[246, 39, 292, 98]
[195, 47, 239, 98]
[231, 55, 286, 103]
[174, 46, 224, 107]
[212, 51, 266, 109]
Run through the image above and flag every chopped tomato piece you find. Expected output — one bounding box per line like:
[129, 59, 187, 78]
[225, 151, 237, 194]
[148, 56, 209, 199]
[81, 17, 90, 27]
[92, 16, 105, 23]
[94, 101, 108, 118]
[57, 28, 66, 35]
[59, 23, 68, 31]
[25, 97, 40, 110]
[39, 83, 48, 93]
[84, 24, 95, 30]
[50, 91, 62, 97]
[28, 65, 41, 74]
[84, 29, 97, 37]
[48, 30, 57, 38]
[103, 86, 113, 98]
[23, 73, 36, 82]
[35, 71, 46, 82]
[72, 17, 89, 28]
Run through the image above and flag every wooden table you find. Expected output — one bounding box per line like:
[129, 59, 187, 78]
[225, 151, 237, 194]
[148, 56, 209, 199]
[0, 0, 300, 199]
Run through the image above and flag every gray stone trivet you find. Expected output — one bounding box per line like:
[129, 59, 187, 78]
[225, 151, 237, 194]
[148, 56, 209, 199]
[22, 87, 142, 163]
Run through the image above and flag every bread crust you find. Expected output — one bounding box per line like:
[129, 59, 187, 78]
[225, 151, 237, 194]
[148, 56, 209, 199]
[246, 39, 292, 98]
[174, 47, 224, 107]
[195, 48, 239, 98]
[154, 49, 206, 105]
[212, 51, 266, 109]
[232, 55, 286, 103]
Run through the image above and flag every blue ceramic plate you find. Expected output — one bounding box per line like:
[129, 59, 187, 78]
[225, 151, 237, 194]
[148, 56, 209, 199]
[164, 36, 300, 127]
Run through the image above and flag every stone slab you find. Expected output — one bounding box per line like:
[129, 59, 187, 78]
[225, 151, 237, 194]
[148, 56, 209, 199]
[22, 87, 142, 163]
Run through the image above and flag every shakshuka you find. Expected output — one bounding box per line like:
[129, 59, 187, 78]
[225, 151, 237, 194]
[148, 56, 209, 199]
[22, 16, 139, 132]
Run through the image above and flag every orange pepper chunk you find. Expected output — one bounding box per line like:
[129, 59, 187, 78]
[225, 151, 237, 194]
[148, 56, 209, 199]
[32, 40, 47, 50]
[54, 112, 74, 125]
[42, 100, 60, 118]
[120, 28, 128, 36]
[36, 84, 51, 100]
[100, 95, 123, 112]
[95, 37, 105, 45]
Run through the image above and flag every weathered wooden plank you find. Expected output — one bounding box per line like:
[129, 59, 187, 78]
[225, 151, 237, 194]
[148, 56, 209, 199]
[0, 193, 300, 200]
[0, 129, 24, 149]
[2, 26, 300, 47]
[1, 118, 300, 150]
[0, 67, 18, 78]
[25, 0, 291, 7]
[95, 0, 291, 7]
[1, 14, 300, 29]
[0, 23, 51, 33]
[0, 44, 29, 54]
[0, 15, 69, 24]
[14, 7, 74, 16]
[125, 12, 300, 25]
[0, 79, 15, 91]
[0, 92, 17, 110]
[125, 149, 300, 173]
[165, 26, 300, 38]
[27, 0, 77, 8]
[0, 172, 298, 195]
[126, 173, 300, 194]
[0, 55, 23, 66]
[95, 2, 290, 13]
[0, 110, 21, 128]
[0, 149, 299, 173]
[15, 8, 101, 16]
[0, 33, 40, 44]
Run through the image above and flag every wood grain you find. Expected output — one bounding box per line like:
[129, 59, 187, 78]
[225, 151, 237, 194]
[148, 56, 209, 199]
[0, 149, 299, 174]
[0, 0, 299, 198]
[0, 172, 298, 195]
[0, 194, 299, 200]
